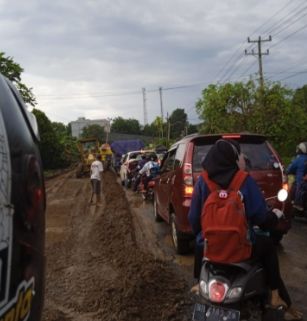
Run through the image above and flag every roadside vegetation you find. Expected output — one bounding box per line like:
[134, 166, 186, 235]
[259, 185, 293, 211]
[1, 51, 306, 169]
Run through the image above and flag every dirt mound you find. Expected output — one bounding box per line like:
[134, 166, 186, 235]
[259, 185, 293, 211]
[43, 170, 192, 321]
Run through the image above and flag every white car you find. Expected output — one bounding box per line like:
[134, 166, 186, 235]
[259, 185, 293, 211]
[119, 150, 155, 187]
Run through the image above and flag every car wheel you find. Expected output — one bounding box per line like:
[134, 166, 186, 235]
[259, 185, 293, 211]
[170, 213, 190, 255]
[153, 195, 163, 222]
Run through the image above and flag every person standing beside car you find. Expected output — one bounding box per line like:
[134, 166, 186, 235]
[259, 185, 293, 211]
[90, 154, 104, 206]
[188, 139, 302, 320]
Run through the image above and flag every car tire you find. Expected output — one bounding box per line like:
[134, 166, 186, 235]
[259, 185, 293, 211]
[153, 195, 163, 222]
[170, 213, 190, 255]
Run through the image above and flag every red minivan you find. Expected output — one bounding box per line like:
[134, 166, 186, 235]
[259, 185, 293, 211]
[153, 133, 290, 254]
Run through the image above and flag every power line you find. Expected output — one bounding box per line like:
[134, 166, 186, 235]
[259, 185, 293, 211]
[214, 0, 299, 84]
[250, 0, 298, 36]
[269, 21, 307, 49]
[271, 8, 307, 38]
[265, 2, 307, 35]
[276, 70, 307, 82]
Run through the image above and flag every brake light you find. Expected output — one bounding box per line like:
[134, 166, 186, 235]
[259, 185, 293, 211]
[208, 280, 228, 303]
[25, 155, 45, 224]
[184, 186, 193, 195]
[222, 134, 241, 139]
[183, 163, 193, 197]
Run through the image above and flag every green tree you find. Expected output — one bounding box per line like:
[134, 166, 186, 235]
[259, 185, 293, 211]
[187, 123, 199, 135]
[142, 123, 157, 137]
[293, 85, 307, 112]
[52, 122, 79, 164]
[196, 80, 307, 156]
[168, 108, 188, 139]
[111, 117, 141, 134]
[32, 109, 69, 169]
[81, 124, 105, 142]
[0, 52, 36, 106]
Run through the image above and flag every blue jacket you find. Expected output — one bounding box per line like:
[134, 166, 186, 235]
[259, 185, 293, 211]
[286, 154, 307, 185]
[188, 174, 269, 247]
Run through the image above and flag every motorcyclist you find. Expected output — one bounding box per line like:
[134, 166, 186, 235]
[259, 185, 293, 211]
[286, 142, 307, 211]
[188, 139, 302, 320]
[138, 154, 160, 192]
[132, 154, 148, 192]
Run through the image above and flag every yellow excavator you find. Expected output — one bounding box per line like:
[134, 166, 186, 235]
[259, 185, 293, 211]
[75, 137, 100, 178]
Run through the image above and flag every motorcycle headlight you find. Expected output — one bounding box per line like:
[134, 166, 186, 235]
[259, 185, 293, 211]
[277, 188, 288, 202]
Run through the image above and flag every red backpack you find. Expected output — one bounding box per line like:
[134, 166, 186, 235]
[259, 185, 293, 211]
[201, 170, 251, 264]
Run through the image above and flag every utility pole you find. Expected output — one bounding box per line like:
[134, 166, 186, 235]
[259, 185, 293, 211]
[245, 35, 272, 89]
[166, 112, 170, 145]
[142, 88, 148, 126]
[159, 87, 164, 138]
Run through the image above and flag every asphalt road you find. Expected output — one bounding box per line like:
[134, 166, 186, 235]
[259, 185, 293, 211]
[125, 187, 307, 317]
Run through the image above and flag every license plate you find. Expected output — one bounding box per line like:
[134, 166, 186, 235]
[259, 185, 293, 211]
[192, 303, 240, 321]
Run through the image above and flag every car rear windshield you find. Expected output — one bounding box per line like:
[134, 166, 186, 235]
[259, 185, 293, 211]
[192, 141, 279, 172]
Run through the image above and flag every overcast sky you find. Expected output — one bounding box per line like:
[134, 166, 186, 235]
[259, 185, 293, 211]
[1, 0, 306, 125]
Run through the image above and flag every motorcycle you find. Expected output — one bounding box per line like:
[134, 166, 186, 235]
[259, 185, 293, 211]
[192, 188, 288, 321]
[136, 174, 155, 202]
[289, 180, 307, 220]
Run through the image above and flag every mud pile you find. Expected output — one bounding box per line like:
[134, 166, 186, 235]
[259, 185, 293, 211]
[43, 170, 191, 321]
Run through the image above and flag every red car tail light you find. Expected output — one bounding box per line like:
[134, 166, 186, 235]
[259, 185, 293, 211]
[208, 280, 228, 303]
[24, 155, 45, 225]
[184, 186, 193, 196]
[183, 163, 193, 197]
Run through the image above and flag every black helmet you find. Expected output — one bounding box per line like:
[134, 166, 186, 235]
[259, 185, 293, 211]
[150, 153, 157, 161]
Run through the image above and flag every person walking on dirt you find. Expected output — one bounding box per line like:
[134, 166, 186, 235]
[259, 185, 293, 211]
[90, 154, 104, 206]
[188, 139, 303, 320]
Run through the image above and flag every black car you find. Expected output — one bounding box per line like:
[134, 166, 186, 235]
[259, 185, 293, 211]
[0, 74, 45, 320]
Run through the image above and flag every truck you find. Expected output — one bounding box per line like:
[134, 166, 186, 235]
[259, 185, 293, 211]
[110, 139, 145, 173]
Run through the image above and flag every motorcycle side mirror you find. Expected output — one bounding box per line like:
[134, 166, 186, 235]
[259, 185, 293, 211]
[277, 188, 288, 202]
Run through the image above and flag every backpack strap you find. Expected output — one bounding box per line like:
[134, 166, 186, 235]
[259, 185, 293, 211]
[201, 171, 218, 192]
[229, 170, 248, 191]
[201, 170, 248, 192]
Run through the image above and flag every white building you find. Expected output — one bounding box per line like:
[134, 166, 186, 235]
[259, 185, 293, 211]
[70, 117, 110, 138]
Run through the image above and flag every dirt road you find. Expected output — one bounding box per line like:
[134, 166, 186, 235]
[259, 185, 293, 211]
[43, 170, 191, 321]
[42, 169, 307, 321]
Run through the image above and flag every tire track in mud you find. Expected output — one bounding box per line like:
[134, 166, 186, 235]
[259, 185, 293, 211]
[43, 170, 192, 321]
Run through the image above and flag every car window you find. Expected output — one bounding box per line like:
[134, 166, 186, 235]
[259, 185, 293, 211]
[174, 143, 186, 168]
[161, 149, 176, 172]
[240, 142, 278, 170]
[192, 141, 279, 172]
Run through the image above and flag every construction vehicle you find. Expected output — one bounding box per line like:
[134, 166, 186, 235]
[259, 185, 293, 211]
[76, 137, 100, 178]
[100, 143, 113, 170]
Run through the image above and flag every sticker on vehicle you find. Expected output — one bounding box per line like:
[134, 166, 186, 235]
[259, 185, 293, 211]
[0, 109, 13, 309]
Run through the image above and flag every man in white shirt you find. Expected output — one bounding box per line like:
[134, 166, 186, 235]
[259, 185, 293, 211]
[90, 154, 104, 206]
